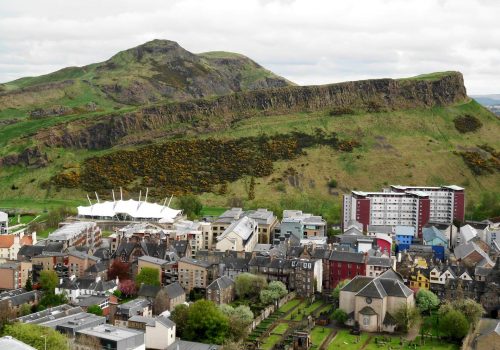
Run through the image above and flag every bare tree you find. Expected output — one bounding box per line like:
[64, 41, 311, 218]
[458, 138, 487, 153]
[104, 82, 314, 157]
[154, 288, 169, 315]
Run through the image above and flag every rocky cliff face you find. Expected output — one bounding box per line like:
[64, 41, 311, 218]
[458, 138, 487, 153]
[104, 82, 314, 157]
[34, 72, 467, 150]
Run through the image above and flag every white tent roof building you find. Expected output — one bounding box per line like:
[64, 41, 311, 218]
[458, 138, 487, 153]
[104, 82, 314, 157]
[78, 198, 182, 223]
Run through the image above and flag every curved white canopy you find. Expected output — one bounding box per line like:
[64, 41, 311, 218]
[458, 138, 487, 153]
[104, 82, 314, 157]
[78, 199, 181, 222]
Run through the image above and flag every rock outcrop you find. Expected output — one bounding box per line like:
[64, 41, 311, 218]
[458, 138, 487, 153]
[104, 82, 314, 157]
[35, 72, 467, 150]
[0, 146, 49, 168]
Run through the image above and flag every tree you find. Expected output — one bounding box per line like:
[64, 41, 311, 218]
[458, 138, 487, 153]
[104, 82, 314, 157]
[108, 260, 130, 281]
[25, 277, 32, 292]
[0, 300, 14, 332]
[20, 304, 32, 316]
[119, 279, 137, 297]
[136, 267, 160, 287]
[39, 293, 67, 310]
[234, 273, 267, 300]
[39, 270, 58, 293]
[183, 300, 229, 344]
[76, 334, 101, 349]
[171, 304, 189, 337]
[177, 195, 203, 219]
[248, 177, 256, 200]
[454, 298, 484, 326]
[416, 290, 440, 314]
[439, 310, 469, 340]
[219, 304, 254, 340]
[268, 281, 288, 298]
[260, 289, 279, 305]
[332, 279, 351, 301]
[154, 288, 169, 315]
[332, 309, 348, 325]
[87, 305, 103, 316]
[3, 323, 68, 349]
[394, 304, 420, 333]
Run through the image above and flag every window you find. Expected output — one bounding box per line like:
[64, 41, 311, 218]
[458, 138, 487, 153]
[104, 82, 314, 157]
[363, 317, 369, 326]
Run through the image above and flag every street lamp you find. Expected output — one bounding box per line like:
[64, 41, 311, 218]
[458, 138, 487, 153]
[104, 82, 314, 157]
[40, 334, 47, 350]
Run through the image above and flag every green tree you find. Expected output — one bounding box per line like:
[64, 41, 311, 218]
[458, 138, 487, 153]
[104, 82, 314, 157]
[416, 289, 440, 314]
[39, 270, 58, 293]
[332, 279, 351, 300]
[219, 304, 254, 340]
[177, 195, 203, 219]
[39, 293, 67, 310]
[3, 323, 68, 349]
[260, 289, 280, 305]
[439, 310, 469, 340]
[87, 304, 103, 316]
[248, 177, 256, 200]
[453, 299, 484, 326]
[25, 277, 32, 292]
[136, 267, 160, 287]
[234, 273, 267, 300]
[394, 304, 421, 333]
[20, 304, 32, 316]
[332, 309, 348, 325]
[184, 300, 229, 344]
[171, 304, 190, 337]
[268, 281, 288, 298]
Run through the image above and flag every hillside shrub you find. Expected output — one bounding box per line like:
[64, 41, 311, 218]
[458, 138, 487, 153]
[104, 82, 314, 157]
[52, 132, 360, 196]
[454, 114, 482, 133]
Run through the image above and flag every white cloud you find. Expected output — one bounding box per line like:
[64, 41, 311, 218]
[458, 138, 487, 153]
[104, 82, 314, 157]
[0, 0, 498, 93]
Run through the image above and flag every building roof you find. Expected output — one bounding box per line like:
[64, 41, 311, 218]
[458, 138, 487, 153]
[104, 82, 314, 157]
[367, 256, 392, 267]
[128, 315, 156, 327]
[167, 340, 219, 350]
[78, 199, 181, 222]
[329, 251, 366, 263]
[368, 225, 393, 234]
[17, 305, 83, 324]
[0, 235, 17, 248]
[246, 208, 276, 225]
[116, 299, 150, 316]
[342, 269, 412, 299]
[164, 282, 185, 299]
[460, 225, 478, 243]
[40, 312, 105, 330]
[0, 289, 39, 306]
[423, 226, 448, 244]
[76, 295, 109, 308]
[0, 336, 36, 350]
[207, 276, 234, 291]
[77, 324, 144, 342]
[179, 257, 213, 268]
[138, 284, 162, 299]
[359, 306, 377, 315]
[138, 255, 170, 266]
[395, 226, 415, 237]
[48, 222, 95, 241]
[218, 216, 256, 243]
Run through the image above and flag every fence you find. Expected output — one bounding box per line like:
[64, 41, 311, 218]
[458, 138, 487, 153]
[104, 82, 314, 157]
[248, 292, 297, 331]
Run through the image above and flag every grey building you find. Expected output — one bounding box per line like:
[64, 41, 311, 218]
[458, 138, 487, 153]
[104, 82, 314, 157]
[76, 325, 145, 350]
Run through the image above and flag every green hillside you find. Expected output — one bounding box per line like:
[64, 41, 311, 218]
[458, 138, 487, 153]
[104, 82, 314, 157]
[0, 40, 498, 222]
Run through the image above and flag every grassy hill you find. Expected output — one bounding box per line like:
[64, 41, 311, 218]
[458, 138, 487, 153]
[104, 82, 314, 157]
[0, 41, 498, 222]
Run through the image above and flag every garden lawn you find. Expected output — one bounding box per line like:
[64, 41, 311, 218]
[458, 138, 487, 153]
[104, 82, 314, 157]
[272, 323, 289, 335]
[303, 301, 324, 315]
[261, 334, 282, 350]
[278, 299, 302, 313]
[326, 330, 370, 350]
[363, 336, 460, 350]
[310, 326, 332, 347]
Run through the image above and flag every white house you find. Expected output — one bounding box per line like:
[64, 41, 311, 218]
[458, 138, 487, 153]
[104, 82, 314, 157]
[216, 216, 258, 253]
[127, 316, 176, 350]
[0, 212, 8, 234]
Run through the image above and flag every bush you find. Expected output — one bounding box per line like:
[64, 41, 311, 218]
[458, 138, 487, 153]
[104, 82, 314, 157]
[327, 179, 338, 188]
[439, 310, 469, 340]
[329, 107, 355, 116]
[454, 114, 482, 133]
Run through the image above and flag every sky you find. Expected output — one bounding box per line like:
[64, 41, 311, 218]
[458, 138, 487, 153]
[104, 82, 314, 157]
[0, 0, 498, 94]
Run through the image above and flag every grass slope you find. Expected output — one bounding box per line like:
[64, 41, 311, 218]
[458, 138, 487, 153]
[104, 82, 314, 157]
[1, 99, 498, 223]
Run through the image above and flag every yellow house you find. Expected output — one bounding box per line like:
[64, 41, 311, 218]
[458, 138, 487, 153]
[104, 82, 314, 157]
[409, 269, 430, 290]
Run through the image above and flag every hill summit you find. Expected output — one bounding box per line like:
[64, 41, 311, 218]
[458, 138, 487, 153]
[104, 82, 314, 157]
[0, 39, 291, 108]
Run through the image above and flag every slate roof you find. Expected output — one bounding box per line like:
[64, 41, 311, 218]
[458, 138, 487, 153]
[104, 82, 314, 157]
[157, 315, 176, 328]
[222, 256, 249, 270]
[356, 279, 387, 298]
[138, 285, 161, 299]
[329, 251, 366, 263]
[359, 306, 377, 315]
[167, 340, 219, 350]
[76, 295, 109, 307]
[128, 315, 156, 327]
[342, 269, 412, 299]
[423, 226, 448, 244]
[179, 257, 213, 268]
[116, 299, 150, 316]
[383, 312, 397, 325]
[164, 282, 185, 299]
[367, 256, 392, 267]
[207, 276, 234, 291]
[172, 240, 189, 256]
[0, 289, 40, 306]
[287, 245, 304, 258]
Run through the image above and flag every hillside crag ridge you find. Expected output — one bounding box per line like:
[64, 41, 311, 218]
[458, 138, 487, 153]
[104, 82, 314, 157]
[34, 72, 467, 150]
